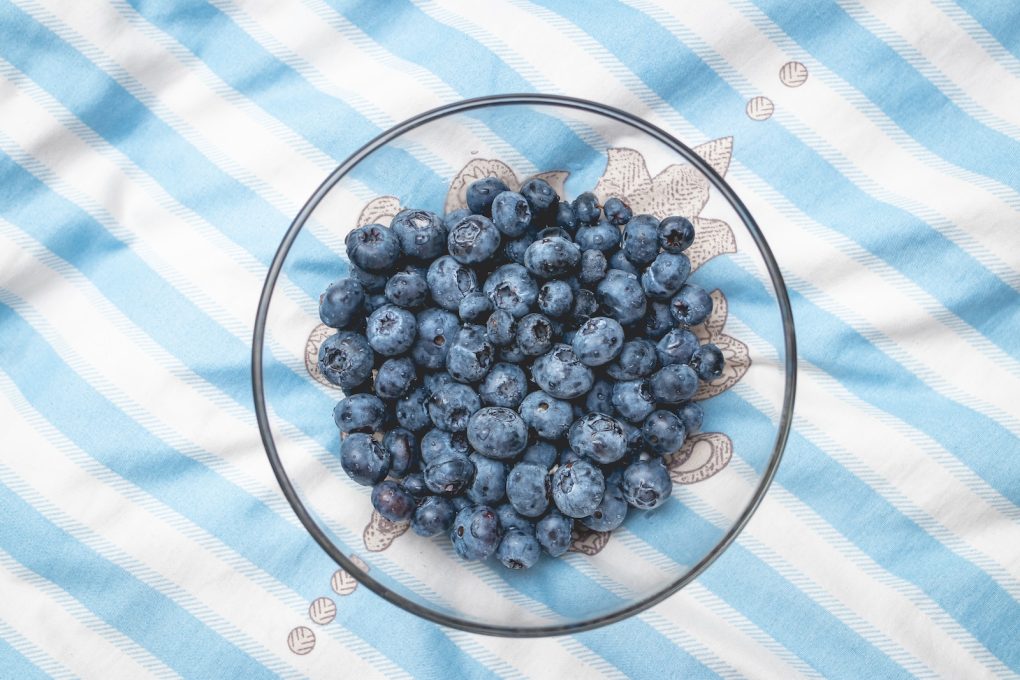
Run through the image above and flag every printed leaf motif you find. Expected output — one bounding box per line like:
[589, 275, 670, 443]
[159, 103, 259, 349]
[691, 290, 750, 400]
[357, 196, 401, 228]
[594, 148, 652, 200]
[308, 597, 337, 625]
[363, 510, 410, 552]
[444, 159, 519, 214]
[287, 626, 316, 655]
[569, 525, 610, 556]
[628, 164, 709, 219]
[692, 137, 734, 178]
[666, 433, 733, 484]
[306, 323, 341, 390]
[330, 568, 359, 596]
[687, 217, 737, 272]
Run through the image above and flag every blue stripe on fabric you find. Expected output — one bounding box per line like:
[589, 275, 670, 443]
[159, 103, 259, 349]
[953, 1, 1020, 61]
[0, 479, 272, 679]
[0, 634, 57, 680]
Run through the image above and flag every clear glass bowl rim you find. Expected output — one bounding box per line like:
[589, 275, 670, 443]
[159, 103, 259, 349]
[251, 93, 798, 638]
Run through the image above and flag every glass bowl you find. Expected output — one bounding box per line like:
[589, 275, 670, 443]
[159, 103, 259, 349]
[252, 94, 796, 637]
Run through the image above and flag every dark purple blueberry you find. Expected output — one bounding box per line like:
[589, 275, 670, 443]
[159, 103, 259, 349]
[371, 480, 415, 522]
[340, 433, 390, 486]
[319, 278, 365, 329]
[345, 223, 401, 272]
[391, 208, 447, 260]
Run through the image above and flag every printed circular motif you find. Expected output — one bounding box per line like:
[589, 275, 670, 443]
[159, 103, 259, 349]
[287, 626, 316, 655]
[779, 61, 809, 87]
[308, 597, 337, 625]
[746, 96, 774, 121]
[331, 568, 358, 596]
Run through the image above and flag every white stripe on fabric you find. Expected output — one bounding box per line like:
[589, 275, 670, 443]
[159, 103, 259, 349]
[928, 0, 1020, 81]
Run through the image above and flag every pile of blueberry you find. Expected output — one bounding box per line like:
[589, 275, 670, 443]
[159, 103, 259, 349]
[317, 175, 724, 570]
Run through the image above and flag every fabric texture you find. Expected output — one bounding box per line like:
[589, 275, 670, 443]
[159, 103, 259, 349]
[1, 0, 1019, 678]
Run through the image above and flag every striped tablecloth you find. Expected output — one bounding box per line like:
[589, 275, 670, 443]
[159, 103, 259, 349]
[1, 1, 1018, 678]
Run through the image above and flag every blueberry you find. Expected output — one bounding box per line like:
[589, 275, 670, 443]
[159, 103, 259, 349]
[579, 249, 608, 285]
[423, 370, 456, 397]
[448, 214, 502, 264]
[644, 301, 673, 340]
[671, 284, 713, 326]
[580, 471, 628, 532]
[691, 343, 725, 381]
[603, 197, 632, 226]
[536, 226, 573, 241]
[497, 529, 542, 569]
[391, 209, 447, 260]
[555, 201, 579, 231]
[537, 280, 573, 318]
[677, 401, 704, 434]
[485, 309, 517, 346]
[611, 379, 656, 423]
[427, 256, 479, 311]
[571, 288, 599, 324]
[443, 208, 471, 229]
[402, 472, 428, 498]
[621, 214, 659, 266]
[395, 386, 430, 432]
[411, 308, 460, 370]
[607, 249, 639, 275]
[385, 270, 429, 310]
[535, 510, 574, 557]
[656, 328, 699, 366]
[366, 304, 417, 356]
[333, 393, 385, 433]
[424, 452, 476, 496]
[458, 291, 493, 323]
[497, 504, 533, 535]
[451, 496, 472, 512]
[383, 427, 417, 477]
[522, 442, 558, 468]
[362, 292, 388, 316]
[499, 343, 528, 364]
[318, 331, 374, 391]
[467, 453, 507, 505]
[503, 234, 535, 265]
[551, 460, 605, 518]
[506, 462, 551, 517]
[607, 339, 659, 381]
[572, 191, 601, 225]
[340, 433, 389, 486]
[650, 363, 699, 404]
[483, 264, 538, 318]
[571, 316, 625, 367]
[519, 389, 573, 440]
[421, 428, 472, 464]
[411, 496, 456, 536]
[531, 345, 594, 400]
[523, 236, 581, 279]
[659, 215, 695, 253]
[596, 269, 647, 325]
[450, 505, 502, 560]
[371, 480, 415, 522]
[621, 459, 673, 510]
[519, 177, 560, 223]
[515, 313, 554, 356]
[428, 382, 481, 432]
[345, 223, 401, 272]
[349, 264, 387, 293]
[575, 221, 621, 252]
[642, 410, 687, 455]
[446, 324, 494, 383]
[641, 252, 691, 299]
[585, 378, 615, 415]
[478, 362, 528, 409]
[466, 407, 529, 459]
[491, 191, 533, 237]
[568, 412, 628, 464]
[467, 177, 509, 215]
[319, 278, 365, 328]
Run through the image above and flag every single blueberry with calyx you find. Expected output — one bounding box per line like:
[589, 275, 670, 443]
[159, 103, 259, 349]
[443, 208, 471, 229]
[621, 214, 660, 266]
[466, 406, 529, 459]
[607, 339, 660, 381]
[515, 312, 555, 357]
[535, 510, 574, 557]
[427, 382, 481, 432]
[537, 280, 573, 318]
[519, 177, 560, 223]
[445, 324, 494, 384]
[572, 316, 625, 367]
[607, 249, 639, 276]
[340, 433, 390, 486]
[659, 215, 696, 253]
[467, 453, 508, 506]
[349, 264, 387, 293]
[575, 220, 622, 252]
[466, 177, 510, 215]
[691, 343, 725, 381]
[579, 248, 608, 285]
[518, 389, 573, 441]
[580, 470, 628, 532]
[423, 452, 476, 496]
[506, 462, 551, 517]
[523, 236, 581, 279]
[571, 288, 599, 324]
[333, 393, 385, 433]
[485, 309, 517, 346]
[448, 214, 502, 265]
[483, 263, 539, 318]
[677, 401, 704, 434]
[478, 362, 528, 409]
[383, 427, 417, 478]
[496, 504, 533, 534]
[458, 291, 493, 323]
[491, 190, 533, 237]
[420, 428, 472, 464]
[551, 459, 606, 518]
[395, 386, 430, 432]
[586, 378, 616, 415]
[371, 480, 415, 522]
[401, 472, 428, 498]
[642, 410, 687, 455]
[611, 379, 656, 424]
[603, 196, 633, 226]
[531, 344, 595, 400]
[522, 442, 559, 468]
[621, 459, 673, 510]
[572, 191, 601, 225]
[450, 505, 502, 560]
[391, 208, 447, 260]
[671, 283, 713, 326]
[642, 252, 691, 300]
[568, 412, 628, 464]
[362, 292, 388, 316]
[427, 255, 479, 311]
[366, 304, 417, 356]
[650, 363, 699, 404]
[497, 529, 542, 569]
[411, 308, 460, 370]
[644, 301, 674, 340]
[384, 269, 429, 310]
[596, 269, 648, 325]
[555, 201, 579, 231]
[656, 328, 700, 367]
[317, 331, 374, 391]
[319, 278, 364, 329]
[345, 223, 402, 272]
[411, 496, 456, 537]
